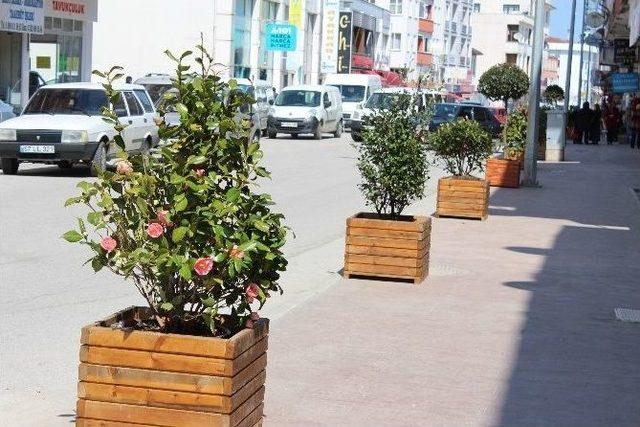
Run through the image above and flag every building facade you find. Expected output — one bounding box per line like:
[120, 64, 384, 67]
[548, 38, 599, 106]
[471, 0, 554, 87]
[1, 0, 98, 109]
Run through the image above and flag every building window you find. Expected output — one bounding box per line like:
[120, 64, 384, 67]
[233, 0, 254, 78]
[473, 3, 480, 13]
[506, 53, 517, 64]
[391, 33, 401, 50]
[503, 4, 520, 14]
[390, 0, 403, 14]
[419, 0, 431, 19]
[507, 24, 519, 42]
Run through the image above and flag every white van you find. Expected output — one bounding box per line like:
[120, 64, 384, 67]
[324, 73, 382, 127]
[267, 85, 343, 140]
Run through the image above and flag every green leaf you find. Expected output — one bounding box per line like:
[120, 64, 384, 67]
[179, 263, 192, 280]
[160, 302, 174, 312]
[176, 103, 188, 115]
[172, 226, 189, 243]
[91, 257, 105, 272]
[64, 196, 81, 207]
[226, 187, 241, 203]
[254, 220, 269, 233]
[87, 211, 103, 226]
[62, 230, 83, 243]
[174, 194, 188, 212]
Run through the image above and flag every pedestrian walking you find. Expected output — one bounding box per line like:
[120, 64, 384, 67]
[574, 102, 593, 144]
[604, 102, 622, 145]
[590, 104, 602, 145]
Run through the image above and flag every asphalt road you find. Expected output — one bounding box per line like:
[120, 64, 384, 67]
[0, 132, 446, 425]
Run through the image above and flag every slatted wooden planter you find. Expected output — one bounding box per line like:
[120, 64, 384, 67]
[76, 307, 266, 427]
[436, 177, 490, 220]
[486, 158, 520, 188]
[344, 213, 431, 284]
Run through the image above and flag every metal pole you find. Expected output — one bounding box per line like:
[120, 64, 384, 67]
[523, 0, 546, 186]
[577, 0, 587, 106]
[586, 44, 592, 103]
[563, 0, 578, 112]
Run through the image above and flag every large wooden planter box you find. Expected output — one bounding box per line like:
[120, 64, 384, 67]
[76, 307, 267, 427]
[436, 177, 489, 220]
[486, 158, 520, 188]
[344, 213, 430, 284]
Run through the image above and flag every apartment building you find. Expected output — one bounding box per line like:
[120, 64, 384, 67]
[471, 0, 554, 87]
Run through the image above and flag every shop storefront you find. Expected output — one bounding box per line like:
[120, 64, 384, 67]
[0, 0, 97, 110]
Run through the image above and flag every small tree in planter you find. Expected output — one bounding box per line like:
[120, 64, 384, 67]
[478, 63, 529, 111]
[487, 110, 527, 188]
[64, 45, 287, 426]
[430, 119, 494, 219]
[344, 92, 432, 284]
[543, 84, 564, 107]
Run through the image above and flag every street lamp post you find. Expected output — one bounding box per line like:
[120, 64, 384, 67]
[522, 0, 547, 186]
[563, 0, 578, 113]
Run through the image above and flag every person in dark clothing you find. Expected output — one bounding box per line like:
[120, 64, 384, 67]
[590, 103, 602, 144]
[604, 103, 622, 144]
[574, 102, 593, 144]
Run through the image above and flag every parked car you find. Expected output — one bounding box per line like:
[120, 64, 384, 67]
[489, 107, 507, 125]
[0, 83, 158, 175]
[324, 73, 382, 128]
[0, 100, 16, 123]
[267, 85, 343, 140]
[351, 87, 444, 142]
[429, 103, 502, 137]
[134, 73, 173, 105]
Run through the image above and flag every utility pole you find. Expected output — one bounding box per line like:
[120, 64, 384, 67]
[563, 0, 578, 113]
[522, 0, 546, 186]
[577, 0, 588, 106]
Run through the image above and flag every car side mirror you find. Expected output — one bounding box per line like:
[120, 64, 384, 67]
[268, 99, 274, 105]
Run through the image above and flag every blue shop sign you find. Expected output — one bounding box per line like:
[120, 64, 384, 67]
[266, 23, 297, 52]
[611, 72, 639, 93]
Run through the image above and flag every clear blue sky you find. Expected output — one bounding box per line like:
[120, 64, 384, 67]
[550, 0, 584, 39]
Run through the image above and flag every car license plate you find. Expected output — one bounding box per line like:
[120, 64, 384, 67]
[20, 145, 55, 154]
[281, 122, 298, 128]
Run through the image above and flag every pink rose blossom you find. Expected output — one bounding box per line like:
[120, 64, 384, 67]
[250, 312, 260, 321]
[194, 257, 214, 276]
[156, 209, 172, 227]
[100, 236, 117, 253]
[146, 223, 164, 239]
[245, 319, 254, 329]
[229, 245, 245, 260]
[246, 283, 260, 303]
[116, 160, 133, 175]
[195, 169, 206, 178]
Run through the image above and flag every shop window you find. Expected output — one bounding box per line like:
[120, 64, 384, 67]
[74, 20, 83, 32]
[53, 18, 62, 29]
[44, 17, 52, 30]
[63, 19, 73, 32]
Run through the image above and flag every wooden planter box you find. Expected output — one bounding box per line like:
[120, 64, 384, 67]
[76, 307, 267, 427]
[505, 152, 524, 170]
[436, 177, 489, 220]
[486, 158, 520, 188]
[344, 213, 430, 284]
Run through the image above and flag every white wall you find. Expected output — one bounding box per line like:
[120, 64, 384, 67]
[92, 0, 215, 81]
[548, 41, 599, 107]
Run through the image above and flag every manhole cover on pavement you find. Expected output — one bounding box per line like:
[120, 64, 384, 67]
[614, 308, 640, 323]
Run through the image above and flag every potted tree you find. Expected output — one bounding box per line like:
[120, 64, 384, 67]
[63, 45, 288, 426]
[344, 92, 431, 284]
[487, 109, 526, 188]
[430, 119, 494, 220]
[543, 84, 565, 108]
[477, 63, 529, 112]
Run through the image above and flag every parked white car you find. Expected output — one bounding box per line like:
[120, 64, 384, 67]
[267, 85, 343, 139]
[0, 83, 158, 175]
[0, 100, 16, 123]
[350, 87, 444, 142]
[324, 73, 382, 128]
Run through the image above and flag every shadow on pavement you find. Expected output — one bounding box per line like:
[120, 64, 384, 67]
[5, 165, 92, 178]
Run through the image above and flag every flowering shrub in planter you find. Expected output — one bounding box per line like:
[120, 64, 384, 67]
[63, 45, 288, 337]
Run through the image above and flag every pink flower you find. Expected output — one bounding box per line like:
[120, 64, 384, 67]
[100, 236, 117, 253]
[116, 160, 133, 175]
[146, 223, 164, 239]
[229, 245, 245, 260]
[195, 169, 206, 178]
[245, 319, 254, 329]
[250, 312, 260, 321]
[194, 257, 214, 276]
[156, 209, 172, 227]
[246, 283, 260, 303]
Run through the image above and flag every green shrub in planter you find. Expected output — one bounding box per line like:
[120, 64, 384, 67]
[357, 92, 432, 218]
[63, 45, 288, 337]
[428, 118, 493, 177]
[502, 109, 527, 157]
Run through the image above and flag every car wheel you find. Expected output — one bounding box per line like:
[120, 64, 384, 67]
[268, 130, 277, 139]
[313, 126, 322, 140]
[57, 161, 73, 169]
[333, 120, 343, 138]
[90, 142, 107, 177]
[1, 158, 18, 175]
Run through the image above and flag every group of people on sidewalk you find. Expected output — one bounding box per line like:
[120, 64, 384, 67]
[568, 98, 640, 149]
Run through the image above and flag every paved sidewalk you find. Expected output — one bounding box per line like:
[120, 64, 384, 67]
[264, 144, 640, 426]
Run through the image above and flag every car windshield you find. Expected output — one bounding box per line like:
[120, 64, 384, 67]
[23, 89, 108, 116]
[433, 104, 459, 120]
[143, 84, 172, 104]
[275, 90, 320, 107]
[365, 92, 413, 110]
[328, 84, 366, 102]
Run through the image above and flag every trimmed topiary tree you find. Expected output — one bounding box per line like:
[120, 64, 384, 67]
[478, 63, 530, 111]
[543, 84, 564, 106]
[357, 91, 432, 218]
